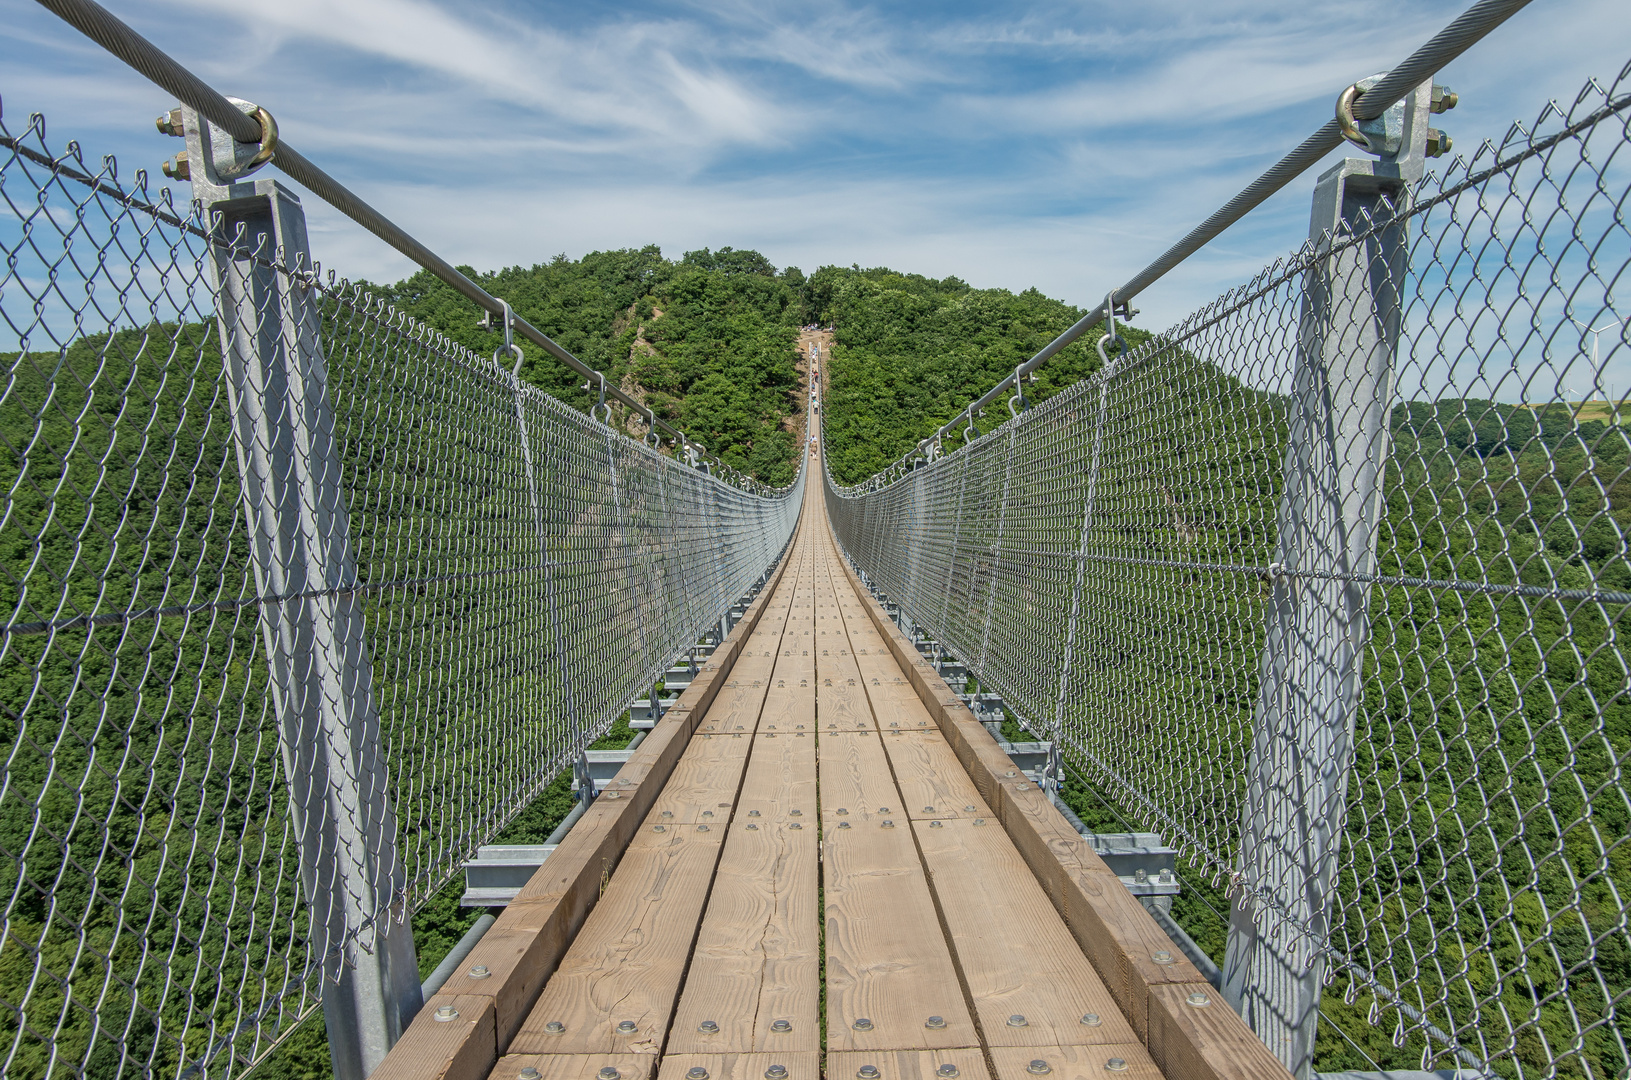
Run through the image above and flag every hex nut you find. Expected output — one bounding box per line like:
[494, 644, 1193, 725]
[937, 1067, 959, 1079]
[1105, 1061, 1128, 1073]
[1186, 991, 1211, 1008]
[838, 821, 852, 829]
[616, 1020, 638, 1034]
[468, 964, 491, 979]
[699, 1020, 720, 1033]
[853, 1017, 874, 1031]
[544, 1021, 566, 1034]
[1028, 1062, 1051, 1076]
[1080, 1013, 1101, 1026]
[688, 1068, 710, 1080]
[925, 1015, 946, 1029]
[519, 1069, 543, 1080]
[771, 1019, 792, 1033]
[1152, 950, 1174, 965]
[857, 1067, 880, 1080]
[1007, 1014, 1028, 1027]
[929, 821, 943, 829]
[432, 1005, 459, 1022]
[766, 1068, 789, 1080]
[600, 1069, 622, 1080]
[963, 805, 976, 812]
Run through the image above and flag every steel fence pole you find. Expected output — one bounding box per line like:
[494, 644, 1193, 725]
[1221, 83, 1435, 1078]
[196, 152, 421, 1079]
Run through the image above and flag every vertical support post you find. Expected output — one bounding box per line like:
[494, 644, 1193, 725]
[197, 136, 420, 1078]
[1221, 82, 1433, 1078]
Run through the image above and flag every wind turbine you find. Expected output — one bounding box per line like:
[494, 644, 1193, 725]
[1568, 314, 1626, 422]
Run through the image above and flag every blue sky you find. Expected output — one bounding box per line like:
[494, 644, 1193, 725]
[3, 0, 1629, 331]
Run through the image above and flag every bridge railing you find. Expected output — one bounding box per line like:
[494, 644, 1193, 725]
[0, 103, 803, 1078]
[826, 57, 1631, 1080]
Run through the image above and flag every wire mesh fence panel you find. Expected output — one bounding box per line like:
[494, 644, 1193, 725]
[0, 106, 802, 1080]
[827, 62, 1631, 1080]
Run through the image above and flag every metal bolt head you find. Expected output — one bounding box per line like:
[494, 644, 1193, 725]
[765, 1068, 788, 1080]
[929, 820, 943, 828]
[937, 1067, 959, 1079]
[923, 806, 934, 813]
[432, 1005, 459, 1022]
[771, 1019, 792, 1033]
[1028, 1061, 1051, 1075]
[1133, 868, 1147, 883]
[698, 823, 710, 832]
[653, 824, 666, 832]
[878, 807, 890, 814]
[544, 1021, 566, 1034]
[837, 808, 849, 815]
[469, 964, 491, 979]
[749, 809, 761, 817]
[838, 821, 852, 829]
[1186, 991, 1211, 1008]
[519, 1069, 542, 1080]
[853, 1017, 874, 1031]
[155, 108, 184, 136]
[1426, 128, 1453, 158]
[1105, 1060, 1128, 1072]
[161, 152, 191, 181]
[1431, 83, 1458, 113]
[1007, 1014, 1028, 1027]
[963, 805, 976, 812]
[688, 1068, 710, 1080]
[616, 1020, 638, 1034]
[747, 823, 760, 830]
[1152, 950, 1174, 965]
[1005, 770, 1017, 778]
[699, 1020, 719, 1033]
[662, 810, 673, 818]
[790, 808, 802, 816]
[881, 820, 895, 828]
[857, 1067, 880, 1080]
[1080, 1012, 1101, 1026]
[790, 822, 803, 830]
[600, 1069, 622, 1080]
[702, 810, 714, 817]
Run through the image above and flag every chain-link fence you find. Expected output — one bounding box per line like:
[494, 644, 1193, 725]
[826, 61, 1631, 1080]
[0, 104, 802, 1079]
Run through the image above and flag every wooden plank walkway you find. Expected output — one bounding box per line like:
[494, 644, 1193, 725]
[495, 468, 1166, 1080]
[378, 445, 1290, 1080]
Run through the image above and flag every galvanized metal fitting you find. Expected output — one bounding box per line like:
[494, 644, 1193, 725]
[433, 1005, 459, 1022]
[838, 821, 851, 829]
[1431, 83, 1458, 113]
[155, 108, 184, 136]
[469, 964, 491, 979]
[1152, 950, 1174, 965]
[937, 1066, 959, 1079]
[545, 1021, 566, 1034]
[699, 1020, 719, 1033]
[519, 1069, 542, 1080]
[688, 1068, 710, 1079]
[1081, 1013, 1101, 1026]
[600, 1069, 622, 1080]
[1105, 1061, 1128, 1073]
[616, 1020, 638, 1034]
[925, 1015, 946, 1029]
[789, 822, 803, 830]
[928, 820, 943, 829]
[1186, 991, 1211, 1008]
[857, 1067, 880, 1080]
[1028, 1061, 1051, 1075]
[1007, 1014, 1028, 1027]
[1426, 128, 1453, 157]
[765, 1067, 788, 1080]
[161, 153, 190, 181]
[853, 1017, 874, 1031]
[771, 1019, 793, 1033]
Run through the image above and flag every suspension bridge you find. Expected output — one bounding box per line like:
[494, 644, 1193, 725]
[3, 1, 1628, 1079]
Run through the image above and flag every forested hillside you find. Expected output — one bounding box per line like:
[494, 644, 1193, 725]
[375, 245, 812, 484]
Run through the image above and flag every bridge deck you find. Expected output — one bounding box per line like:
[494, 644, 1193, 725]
[494, 477, 1160, 1080]
[377, 458, 1285, 1080]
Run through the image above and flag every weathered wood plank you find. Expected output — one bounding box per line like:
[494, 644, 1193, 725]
[1146, 982, 1291, 1080]
[735, 732, 817, 822]
[486, 1054, 655, 1080]
[816, 731, 903, 824]
[911, 817, 1134, 1049]
[822, 811, 978, 1052]
[666, 821, 820, 1053]
[988, 1045, 1164, 1080]
[510, 824, 727, 1055]
[879, 731, 987, 818]
[659, 1051, 821, 1080]
[371, 995, 495, 1080]
[825, 1050, 991, 1080]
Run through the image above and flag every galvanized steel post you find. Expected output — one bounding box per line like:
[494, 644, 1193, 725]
[1221, 82, 1436, 1078]
[189, 107, 420, 1078]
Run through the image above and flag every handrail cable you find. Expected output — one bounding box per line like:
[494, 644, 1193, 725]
[897, 0, 1534, 470]
[32, 0, 761, 485]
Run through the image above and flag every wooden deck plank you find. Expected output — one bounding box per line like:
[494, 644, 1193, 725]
[911, 818, 1137, 1049]
[646, 732, 753, 824]
[665, 821, 820, 1053]
[659, 1051, 821, 1080]
[825, 1050, 991, 1080]
[487, 1055, 655, 1080]
[821, 811, 978, 1052]
[735, 732, 817, 822]
[880, 731, 988, 819]
[510, 825, 727, 1055]
[988, 1045, 1164, 1080]
[816, 731, 904, 823]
